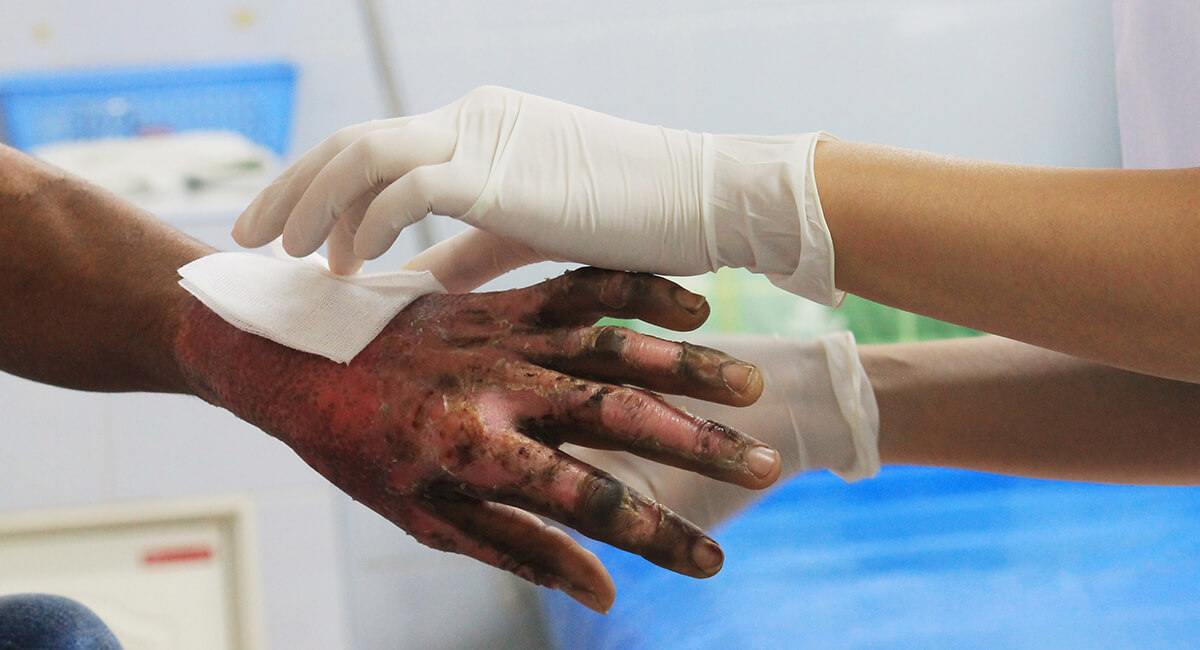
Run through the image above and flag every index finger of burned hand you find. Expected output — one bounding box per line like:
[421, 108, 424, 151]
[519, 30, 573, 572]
[455, 434, 726, 580]
[525, 268, 711, 331]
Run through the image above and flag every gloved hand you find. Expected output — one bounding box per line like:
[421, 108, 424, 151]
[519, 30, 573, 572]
[233, 86, 841, 304]
[568, 331, 879, 531]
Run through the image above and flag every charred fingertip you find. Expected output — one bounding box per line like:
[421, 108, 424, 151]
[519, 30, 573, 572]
[589, 326, 627, 359]
[579, 472, 629, 529]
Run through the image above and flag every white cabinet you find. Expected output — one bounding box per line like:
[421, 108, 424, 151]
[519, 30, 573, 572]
[0, 499, 262, 650]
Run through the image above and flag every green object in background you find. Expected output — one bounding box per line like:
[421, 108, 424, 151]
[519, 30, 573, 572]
[604, 267, 981, 344]
[836, 293, 981, 344]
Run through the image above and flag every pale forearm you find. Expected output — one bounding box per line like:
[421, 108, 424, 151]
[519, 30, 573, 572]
[867, 336, 1200, 485]
[0, 144, 212, 392]
[816, 140, 1200, 381]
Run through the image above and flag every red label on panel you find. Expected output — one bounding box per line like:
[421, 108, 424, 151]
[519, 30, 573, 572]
[142, 545, 214, 566]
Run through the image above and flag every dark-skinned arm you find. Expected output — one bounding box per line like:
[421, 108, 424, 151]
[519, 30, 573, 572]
[0, 143, 783, 612]
[0, 143, 205, 392]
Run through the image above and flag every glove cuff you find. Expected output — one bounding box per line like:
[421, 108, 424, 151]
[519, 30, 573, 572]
[709, 132, 844, 306]
[766, 132, 844, 307]
[819, 331, 881, 481]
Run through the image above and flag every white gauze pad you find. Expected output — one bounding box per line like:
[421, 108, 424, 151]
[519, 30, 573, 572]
[178, 252, 445, 364]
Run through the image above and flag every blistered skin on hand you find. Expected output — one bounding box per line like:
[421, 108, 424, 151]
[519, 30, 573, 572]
[175, 268, 773, 611]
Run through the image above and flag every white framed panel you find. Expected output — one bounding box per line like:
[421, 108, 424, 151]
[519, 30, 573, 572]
[0, 497, 264, 650]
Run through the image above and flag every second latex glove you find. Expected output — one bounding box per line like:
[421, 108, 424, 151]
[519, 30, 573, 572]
[233, 86, 841, 305]
[569, 331, 879, 531]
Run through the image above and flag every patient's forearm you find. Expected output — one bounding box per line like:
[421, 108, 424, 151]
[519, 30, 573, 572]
[868, 336, 1200, 484]
[0, 142, 785, 607]
[0, 144, 211, 392]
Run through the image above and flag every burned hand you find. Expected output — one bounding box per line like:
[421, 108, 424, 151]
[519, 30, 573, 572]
[175, 267, 778, 613]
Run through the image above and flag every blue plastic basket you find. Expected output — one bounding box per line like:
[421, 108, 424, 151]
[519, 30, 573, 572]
[0, 60, 297, 155]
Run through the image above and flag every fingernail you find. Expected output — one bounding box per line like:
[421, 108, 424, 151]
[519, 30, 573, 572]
[674, 288, 707, 313]
[691, 538, 724, 576]
[600, 273, 628, 309]
[721, 362, 757, 393]
[746, 445, 780, 479]
[560, 584, 608, 615]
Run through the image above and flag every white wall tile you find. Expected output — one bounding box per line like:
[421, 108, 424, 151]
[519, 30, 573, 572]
[379, 1, 693, 119]
[334, 493, 551, 649]
[673, 0, 1119, 166]
[348, 565, 548, 650]
[346, 548, 549, 648]
[0, 375, 108, 510]
[103, 392, 325, 501]
[376, 0, 1118, 168]
[255, 487, 353, 650]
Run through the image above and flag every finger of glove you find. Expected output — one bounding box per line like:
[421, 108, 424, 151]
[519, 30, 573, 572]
[282, 126, 455, 257]
[403, 228, 550, 293]
[353, 161, 483, 261]
[533, 380, 779, 490]
[233, 120, 396, 247]
[504, 325, 762, 407]
[523, 267, 710, 331]
[233, 174, 293, 247]
[326, 216, 365, 275]
[454, 433, 726, 580]
[414, 495, 615, 613]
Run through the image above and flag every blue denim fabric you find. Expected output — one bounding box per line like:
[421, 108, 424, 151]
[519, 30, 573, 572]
[0, 594, 122, 650]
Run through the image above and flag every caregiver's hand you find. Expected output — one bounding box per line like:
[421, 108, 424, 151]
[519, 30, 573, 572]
[233, 86, 835, 304]
[175, 267, 778, 614]
[569, 332, 879, 532]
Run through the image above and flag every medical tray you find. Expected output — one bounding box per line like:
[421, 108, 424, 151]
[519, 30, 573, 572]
[0, 60, 297, 155]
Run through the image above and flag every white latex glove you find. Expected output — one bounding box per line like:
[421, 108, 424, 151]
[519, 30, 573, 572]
[568, 331, 880, 531]
[233, 86, 842, 305]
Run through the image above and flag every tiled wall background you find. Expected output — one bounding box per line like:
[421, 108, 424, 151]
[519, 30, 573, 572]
[0, 1, 1120, 648]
